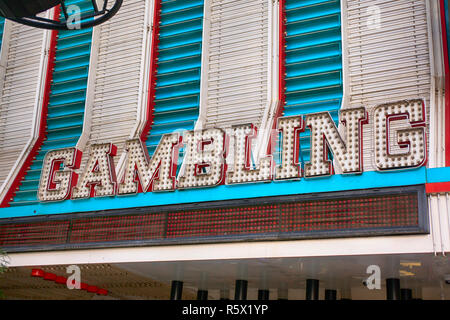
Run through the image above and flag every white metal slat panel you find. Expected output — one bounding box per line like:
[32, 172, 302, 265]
[205, 0, 270, 129]
[347, 0, 430, 104]
[427, 0, 446, 168]
[0, 22, 46, 187]
[83, 0, 146, 172]
[428, 193, 450, 255]
[345, 0, 431, 172]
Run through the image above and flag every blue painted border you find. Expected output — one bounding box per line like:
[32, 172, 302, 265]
[426, 167, 450, 183]
[0, 167, 426, 218]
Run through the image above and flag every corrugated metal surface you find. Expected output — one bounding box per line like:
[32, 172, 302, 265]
[346, 0, 431, 172]
[280, 0, 343, 165]
[0, 23, 47, 198]
[10, 0, 94, 206]
[204, 0, 269, 129]
[81, 0, 147, 171]
[146, 0, 204, 157]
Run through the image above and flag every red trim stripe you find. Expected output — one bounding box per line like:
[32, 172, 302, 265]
[140, 0, 161, 143]
[440, 0, 450, 166]
[278, 0, 286, 108]
[267, 0, 286, 155]
[426, 182, 450, 193]
[0, 7, 60, 207]
[29, 269, 108, 295]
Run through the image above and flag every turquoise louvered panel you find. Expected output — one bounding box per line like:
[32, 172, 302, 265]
[0, 17, 4, 51]
[281, 0, 343, 166]
[146, 0, 204, 157]
[11, 0, 93, 206]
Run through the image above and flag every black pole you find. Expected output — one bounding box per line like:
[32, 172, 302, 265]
[324, 289, 337, 300]
[306, 279, 319, 300]
[401, 288, 412, 300]
[170, 280, 183, 300]
[197, 289, 208, 300]
[258, 289, 270, 300]
[235, 280, 248, 300]
[386, 278, 400, 300]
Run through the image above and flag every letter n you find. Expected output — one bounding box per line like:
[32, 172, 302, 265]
[305, 108, 367, 177]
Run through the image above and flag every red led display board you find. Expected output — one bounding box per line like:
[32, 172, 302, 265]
[0, 185, 427, 252]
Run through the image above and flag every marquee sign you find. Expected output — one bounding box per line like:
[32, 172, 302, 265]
[38, 100, 427, 202]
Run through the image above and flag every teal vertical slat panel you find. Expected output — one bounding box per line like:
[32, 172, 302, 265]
[146, 0, 204, 157]
[0, 17, 5, 51]
[281, 0, 343, 166]
[10, 0, 94, 206]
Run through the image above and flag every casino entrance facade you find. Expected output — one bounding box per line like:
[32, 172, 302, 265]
[0, 0, 450, 300]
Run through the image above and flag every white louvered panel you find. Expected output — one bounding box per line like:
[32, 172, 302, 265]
[205, 0, 269, 129]
[83, 0, 146, 172]
[347, 0, 430, 104]
[428, 193, 450, 255]
[345, 0, 431, 172]
[427, 0, 446, 168]
[0, 22, 46, 187]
